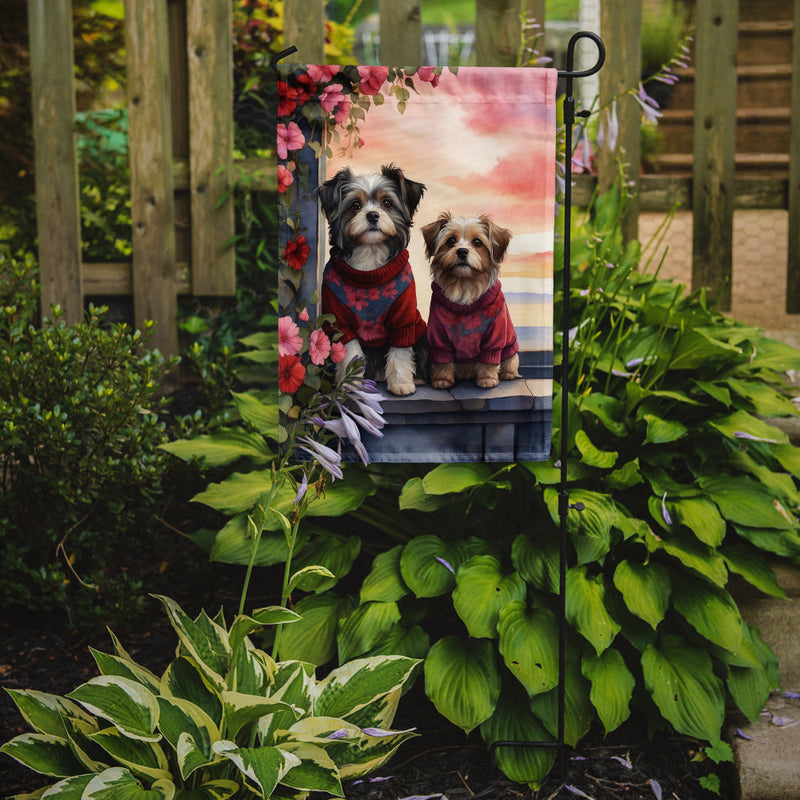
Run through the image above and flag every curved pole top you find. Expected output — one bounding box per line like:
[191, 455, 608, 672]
[558, 31, 605, 80]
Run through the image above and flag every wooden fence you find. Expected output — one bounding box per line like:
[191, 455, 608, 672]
[27, 0, 800, 356]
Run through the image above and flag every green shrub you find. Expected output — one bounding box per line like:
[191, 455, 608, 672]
[0, 253, 175, 623]
[1, 595, 419, 798]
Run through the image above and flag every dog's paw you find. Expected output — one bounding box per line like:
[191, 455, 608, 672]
[431, 378, 454, 390]
[387, 380, 416, 396]
[477, 376, 499, 389]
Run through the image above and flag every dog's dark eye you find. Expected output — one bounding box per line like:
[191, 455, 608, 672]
[472, 238, 483, 248]
[351, 200, 362, 210]
[381, 198, 393, 209]
[446, 236, 457, 247]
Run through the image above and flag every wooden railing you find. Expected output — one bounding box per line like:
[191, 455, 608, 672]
[27, 0, 799, 355]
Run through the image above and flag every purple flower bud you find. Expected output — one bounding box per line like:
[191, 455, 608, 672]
[661, 492, 673, 526]
[435, 556, 455, 574]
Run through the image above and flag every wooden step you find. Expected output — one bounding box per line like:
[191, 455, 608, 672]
[737, 20, 794, 66]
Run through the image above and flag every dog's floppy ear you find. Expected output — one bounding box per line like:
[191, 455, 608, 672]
[317, 167, 352, 221]
[421, 212, 452, 259]
[481, 215, 512, 263]
[382, 163, 426, 218]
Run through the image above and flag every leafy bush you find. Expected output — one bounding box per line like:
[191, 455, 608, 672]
[1, 595, 419, 798]
[0, 253, 175, 623]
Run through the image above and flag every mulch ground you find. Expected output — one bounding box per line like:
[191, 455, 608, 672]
[0, 585, 732, 800]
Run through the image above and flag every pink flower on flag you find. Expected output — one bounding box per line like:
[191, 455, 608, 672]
[333, 96, 351, 124]
[277, 164, 294, 193]
[309, 329, 332, 365]
[278, 315, 303, 356]
[283, 235, 310, 270]
[357, 65, 389, 95]
[298, 307, 310, 322]
[416, 66, 439, 87]
[277, 122, 305, 160]
[331, 340, 346, 364]
[307, 65, 340, 82]
[320, 84, 346, 114]
[277, 81, 297, 117]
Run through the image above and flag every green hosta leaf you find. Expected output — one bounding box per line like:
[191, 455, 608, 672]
[528, 650, 593, 747]
[579, 392, 627, 436]
[642, 634, 725, 741]
[82, 767, 174, 799]
[693, 379, 731, 407]
[360, 545, 409, 603]
[772, 443, 800, 477]
[192, 470, 275, 515]
[651, 529, 728, 586]
[643, 413, 688, 444]
[4, 689, 93, 737]
[221, 692, 297, 740]
[721, 543, 786, 598]
[88, 727, 170, 782]
[733, 524, 800, 558]
[160, 658, 222, 727]
[612, 560, 670, 629]
[672, 575, 743, 653]
[212, 741, 299, 797]
[228, 609, 299, 657]
[581, 649, 635, 734]
[421, 463, 494, 494]
[425, 636, 501, 733]
[725, 378, 799, 417]
[314, 656, 420, 722]
[544, 488, 617, 565]
[709, 409, 788, 445]
[398, 477, 451, 511]
[208, 516, 295, 567]
[566, 566, 621, 655]
[727, 662, 773, 723]
[155, 597, 231, 690]
[276, 741, 343, 796]
[748, 336, 800, 371]
[511, 534, 559, 593]
[452, 556, 526, 639]
[291, 535, 360, 592]
[399, 535, 468, 597]
[480, 681, 555, 789]
[161, 428, 273, 467]
[173, 780, 239, 800]
[231, 391, 279, 437]
[337, 601, 402, 662]
[668, 496, 726, 547]
[606, 459, 644, 491]
[575, 429, 618, 468]
[667, 328, 743, 371]
[497, 601, 558, 696]
[67, 676, 160, 742]
[90, 650, 161, 694]
[362, 624, 430, 660]
[277, 593, 352, 665]
[0, 733, 85, 777]
[700, 475, 797, 529]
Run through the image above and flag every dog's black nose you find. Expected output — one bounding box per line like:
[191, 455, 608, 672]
[457, 248, 469, 260]
[366, 211, 380, 224]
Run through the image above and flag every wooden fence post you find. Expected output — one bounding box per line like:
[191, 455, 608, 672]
[284, 0, 325, 63]
[125, 0, 179, 356]
[598, 0, 641, 244]
[787, 0, 800, 313]
[692, 0, 738, 311]
[28, 0, 83, 324]
[379, 0, 422, 64]
[187, 0, 235, 295]
[475, 0, 542, 67]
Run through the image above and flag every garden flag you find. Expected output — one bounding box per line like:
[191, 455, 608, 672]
[278, 65, 557, 463]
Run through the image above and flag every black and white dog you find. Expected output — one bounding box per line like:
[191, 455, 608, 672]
[317, 164, 428, 396]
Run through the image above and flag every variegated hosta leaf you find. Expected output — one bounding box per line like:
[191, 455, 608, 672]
[39, 773, 94, 798]
[61, 716, 107, 773]
[88, 727, 171, 782]
[581, 649, 635, 734]
[230, 640, 276, 696]
[221, 691, 299, 740]
[0, 732, 85, 777]
[66, 676, 160, 742]
[81, 767, 175, 799]
[612, 560, 671, 629]
[424, 636, 501, 734]
[176, 732, 216, 783]
[360, 545, 409, 603]
[335, 726, 418, 781]
[4, 689, 94, 737]
[90, 648, 161, 694]
[228, 610, 298, 658]
[154, 596, 231, 690]
[160, 657, 222, 727]
[275, 741, 343, 796]
[452, 556, 526, 639]
[313, 656, 420, 722]
[212, 740, 300, 798]
[170, 779, 239, 799]
[258, 662, 315, 745]
[480, 681, 555, 790]
[156, 696, 219, 778]
[565, 566, 621, 655]
[641, 634, 725, 741]
[496, 601, 559, 696]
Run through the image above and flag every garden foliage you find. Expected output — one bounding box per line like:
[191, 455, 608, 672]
[1, 596, 419, 799]
[165, 184, 800, 788]
[0, 254, 174, 622]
